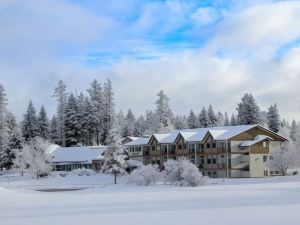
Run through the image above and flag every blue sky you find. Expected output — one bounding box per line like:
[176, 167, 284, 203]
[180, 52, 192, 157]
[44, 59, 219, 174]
[1, 0, 300, 121]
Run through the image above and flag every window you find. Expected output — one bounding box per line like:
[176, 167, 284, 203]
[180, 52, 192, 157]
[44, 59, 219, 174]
[178, 144, 182, 150]
[264, 170, 268, 176]
[270, 171, 274, 175]
[263, 155, 267, 162]
[207, 157, 212, 164]
[152, 146, 156, 151]
[212, 143, 216, 148]
[212, 155, 217, 164]
[275, 171, 279, 175]
[183, 144, 187, 149]
[207, 143, 211, 149]
[213, 171, 217, 178]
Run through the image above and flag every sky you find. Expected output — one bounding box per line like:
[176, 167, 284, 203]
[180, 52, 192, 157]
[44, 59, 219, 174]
[1, 0, 300, 121]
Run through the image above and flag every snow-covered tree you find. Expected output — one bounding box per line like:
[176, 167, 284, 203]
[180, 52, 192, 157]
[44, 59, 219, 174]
[103, 79, 115, 145]
[102, 116, 128, 184]
[53, 80, 67, 146]
[230, 113, 237, 126]
[216, 111, 225, 127]
[127, 164, 160, 185]
[21, 100, 39, 142]
[134, 115, 147, 136]
[37, 105, 50, 140]
[237, 93, 261, 125]
[116, 110, 125, 137]
[87, 79, 105, 145]
[122, 109, 136, 137]
[267, 104, 280, 133]
[15, 137, 52, 178]
[207, 105, 218, 127]
[154, 90, 174, 133]
[164, 157, 208, 187]
[290, 119, 297, 142]
[50, 116, 58, 144]
[0, 84, 10, 169]
[265, 143, 298, 176]
[198, 107, 210, 128]
[224, 111, 230, 126]
[1, 127, 23, 170]
[174, 115, 187, 130]
[187, 110, 198, 129]
[65, 93, 80, 147]
[260, 110, 268, 127]
[144, 110, 157, 135]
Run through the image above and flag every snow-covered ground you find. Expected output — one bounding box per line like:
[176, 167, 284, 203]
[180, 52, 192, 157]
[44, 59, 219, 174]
[0, 173, 300, 225]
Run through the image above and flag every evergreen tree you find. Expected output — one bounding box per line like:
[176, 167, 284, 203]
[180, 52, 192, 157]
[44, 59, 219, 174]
[236, 93, 261, 125]
[122, 109, 136, 137]
[174, 115, 187, 130]
[77, 93, 89, 145]
[117, 110, 125, 137]
[53, 80, 67, 146]
[37, 105, 50, 140]
[21, 100, 39, 142]
[267, 104, 280, 133]
[224, 111, 230, 126]
[84, 97, 97, 145]
[187, 110, 198, 129]
[230, 113, 237, 126]
[103, 79, 115, 145]
[0, 84, 9, 168]
[154, 90, 174, 133]
[50, 116, 58, 144]
[216, 111, 225, 126]
[65, 94, 80, 146]
[290, 119, 297, 142]
[134, 115, 147, 136]
[87, 79, 105, 145]
[144, 110, 156, 135]
[207, 105, 218, 127]
[198, 107, 210, 128]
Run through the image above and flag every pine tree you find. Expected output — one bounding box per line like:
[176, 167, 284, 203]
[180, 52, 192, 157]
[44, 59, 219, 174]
[230, 113, 237, 126]
[87, 79, 105, 145]
[207, 105, 218, 127]
[50, 116, 58, 144]
[53, 80, 67, 146]
[102, 103, 127, 183]
[37, 105, 50, 140]
[267, 104, 280, 133]
[224, 111, 230, 126]
[198, 107, 210, 128]
[103, 79, 115, 145]
[144, 110, 156, 135]
[237, 93, 261, 125]
[154, 90, 174, 133]
[84, 97, 97, 145]
[0, 84, 9, 169]
[21, 100, 39, 142]
[187, 110, 198, 129]
[174, 115, 187, 130]
[290, 119, 297, 142]
[117, 110, 125, 137]
[65, 94, 81, 147]
[134, 115, 147, 136]
[216, 111, 225, 126]
[122, 109, 136, 137]
[77, 93, 89, 145]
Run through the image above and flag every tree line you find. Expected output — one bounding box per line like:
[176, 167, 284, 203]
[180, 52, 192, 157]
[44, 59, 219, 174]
[0, 79, 298, 171]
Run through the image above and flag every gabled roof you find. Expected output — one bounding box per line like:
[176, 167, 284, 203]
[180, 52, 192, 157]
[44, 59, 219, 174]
[50, 146, 107, 164]
[240, 135, 274, 147]
[125, 137, 150, 146]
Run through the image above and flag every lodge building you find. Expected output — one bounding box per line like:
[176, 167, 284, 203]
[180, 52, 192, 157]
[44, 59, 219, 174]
[125, 125, 287, 178]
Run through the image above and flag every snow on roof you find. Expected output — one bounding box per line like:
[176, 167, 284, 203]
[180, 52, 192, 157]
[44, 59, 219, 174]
[125, 137, 150, 146]
[50, 146, 107, 164]
[240, 135, 274, 147]
[46, 144, 60, 154]
[127, 159, 143, 167]
[153, 134, 171, 142]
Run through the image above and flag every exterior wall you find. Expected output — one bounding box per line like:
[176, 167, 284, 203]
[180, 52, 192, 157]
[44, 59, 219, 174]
[249, 154, 268, 177]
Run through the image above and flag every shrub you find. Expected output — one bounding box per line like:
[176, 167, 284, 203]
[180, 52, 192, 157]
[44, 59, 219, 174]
[127, 164, 161, 185]
[72, 168, 96, 176]
[164, 157, 208, 187]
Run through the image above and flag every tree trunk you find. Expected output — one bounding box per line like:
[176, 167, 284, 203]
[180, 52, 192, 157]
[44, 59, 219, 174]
[114, 172, 117, 184]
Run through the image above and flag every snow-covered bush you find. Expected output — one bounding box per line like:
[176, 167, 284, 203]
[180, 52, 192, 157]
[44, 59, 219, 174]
[164, 157, 208, 187]
[72, 168, 96, 176]
[265, 144, 299, 176]
[127, 164, 161, 185]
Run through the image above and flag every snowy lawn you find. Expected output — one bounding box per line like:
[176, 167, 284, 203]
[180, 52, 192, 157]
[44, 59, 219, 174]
[0, 173, 300, 225]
